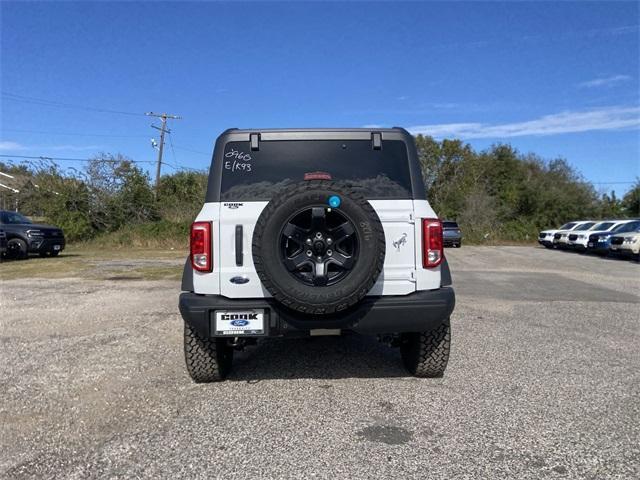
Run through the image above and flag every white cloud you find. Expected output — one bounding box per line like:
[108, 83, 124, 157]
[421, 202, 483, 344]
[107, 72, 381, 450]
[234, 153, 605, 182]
[0, 141, 24, 151]
[408, 106, 640, 139]
[578, 75, 632, 88]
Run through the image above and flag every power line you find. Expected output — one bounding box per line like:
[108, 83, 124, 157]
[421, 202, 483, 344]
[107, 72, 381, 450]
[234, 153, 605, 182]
[167, 131, 178, 166]
[0, 153, 156, 164]
[1, 91, 146, 117]
[1, 128, 148, 138]
[171, 145, 211, 156]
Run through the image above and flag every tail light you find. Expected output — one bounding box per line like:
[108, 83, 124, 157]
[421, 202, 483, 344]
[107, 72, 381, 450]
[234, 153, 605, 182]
[422, 218, 443, 268]
[190, 221, 212, 272]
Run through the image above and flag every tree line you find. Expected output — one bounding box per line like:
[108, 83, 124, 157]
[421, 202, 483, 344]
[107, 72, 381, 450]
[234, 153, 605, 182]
[1, 136, 638, 244]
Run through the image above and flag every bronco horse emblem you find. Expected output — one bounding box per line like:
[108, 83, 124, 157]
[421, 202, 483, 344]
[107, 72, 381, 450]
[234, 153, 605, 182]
[393, 233, 408, 251]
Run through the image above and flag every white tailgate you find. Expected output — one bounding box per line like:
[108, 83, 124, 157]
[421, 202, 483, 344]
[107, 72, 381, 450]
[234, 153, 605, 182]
[208, 199, 440, 299]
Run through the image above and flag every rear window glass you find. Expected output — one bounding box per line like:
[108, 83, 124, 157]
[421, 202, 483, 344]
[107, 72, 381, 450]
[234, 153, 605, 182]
[443, 222, 458, 228]
[220, 140, 413, 201]
[559, 222, 576, 230]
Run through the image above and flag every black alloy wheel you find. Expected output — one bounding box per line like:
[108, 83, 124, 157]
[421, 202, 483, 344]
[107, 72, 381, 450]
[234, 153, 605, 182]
[281, 206, 358, 287]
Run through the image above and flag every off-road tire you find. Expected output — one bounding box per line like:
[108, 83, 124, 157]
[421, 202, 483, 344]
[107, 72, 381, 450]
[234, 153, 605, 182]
[7, 238, 28, 260]
[400, 318, 451, 378]
[184, 323, 233, 382]
[252, 180, 385, 315]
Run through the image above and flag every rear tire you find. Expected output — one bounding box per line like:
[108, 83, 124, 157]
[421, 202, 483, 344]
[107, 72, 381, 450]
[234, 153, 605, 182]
[184, 323, 233, 382]
[7, 238, 28, 260]
[400, 319, 451, 378]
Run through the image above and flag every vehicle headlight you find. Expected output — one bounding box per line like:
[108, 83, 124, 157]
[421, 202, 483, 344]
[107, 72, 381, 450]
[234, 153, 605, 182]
[27, 229, 44, 237]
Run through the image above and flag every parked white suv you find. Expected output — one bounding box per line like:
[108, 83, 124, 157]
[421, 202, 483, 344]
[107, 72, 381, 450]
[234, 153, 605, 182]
[179, 128, 455, 382]
[538, 221, 579, 248]
[552, 221, 595, 248]
[567, 219, 633, 251]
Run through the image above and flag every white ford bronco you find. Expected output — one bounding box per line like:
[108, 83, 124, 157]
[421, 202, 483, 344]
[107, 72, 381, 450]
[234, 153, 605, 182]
[179, 128, 455, 382]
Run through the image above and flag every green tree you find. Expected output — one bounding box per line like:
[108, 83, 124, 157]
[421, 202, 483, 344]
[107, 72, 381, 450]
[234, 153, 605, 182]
[157, 170, 208, 222]
[622, 180, 640, 216]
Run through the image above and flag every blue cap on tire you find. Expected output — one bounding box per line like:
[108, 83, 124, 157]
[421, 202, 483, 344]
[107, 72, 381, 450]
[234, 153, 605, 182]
[328, 195, 341, 208]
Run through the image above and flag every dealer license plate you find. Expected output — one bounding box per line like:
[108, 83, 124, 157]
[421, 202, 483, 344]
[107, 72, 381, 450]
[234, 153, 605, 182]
[214, 310, 264, 335]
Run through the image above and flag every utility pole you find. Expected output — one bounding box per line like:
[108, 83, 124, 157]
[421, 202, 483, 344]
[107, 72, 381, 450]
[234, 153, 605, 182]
[145, 111, 181, 197]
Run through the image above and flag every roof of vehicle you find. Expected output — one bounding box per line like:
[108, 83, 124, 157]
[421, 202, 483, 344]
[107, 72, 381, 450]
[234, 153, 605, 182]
[216, 127, 414, 143]
[222, 127, 410, 133]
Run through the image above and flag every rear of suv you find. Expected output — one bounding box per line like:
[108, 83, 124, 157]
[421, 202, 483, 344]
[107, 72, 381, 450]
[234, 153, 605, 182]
[442, 221, 462, 248]
[179, 128, 455, 382]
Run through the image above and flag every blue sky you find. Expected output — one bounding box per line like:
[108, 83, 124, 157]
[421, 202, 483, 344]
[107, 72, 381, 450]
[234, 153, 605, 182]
[1, 1, 638, 195]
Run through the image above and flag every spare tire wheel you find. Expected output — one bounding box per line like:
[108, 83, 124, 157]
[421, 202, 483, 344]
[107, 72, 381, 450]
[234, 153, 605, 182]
[252, 181, 385, 315]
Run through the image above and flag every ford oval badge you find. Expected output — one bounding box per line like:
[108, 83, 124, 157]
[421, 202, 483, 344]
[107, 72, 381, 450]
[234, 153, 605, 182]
[230, 276, 250, 284]
[230, 319, 249, 327]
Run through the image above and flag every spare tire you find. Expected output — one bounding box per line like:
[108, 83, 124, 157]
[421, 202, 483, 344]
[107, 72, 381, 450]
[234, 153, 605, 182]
[252, 181, 385, 315]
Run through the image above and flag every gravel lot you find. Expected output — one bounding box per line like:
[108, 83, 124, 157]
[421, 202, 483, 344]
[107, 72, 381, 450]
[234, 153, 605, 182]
[1, 246, 639, 479]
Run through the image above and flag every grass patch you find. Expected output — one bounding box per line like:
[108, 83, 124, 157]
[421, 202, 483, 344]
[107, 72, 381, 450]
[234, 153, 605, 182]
[1, 245, 186, 281]
[79, 220, 190, 250]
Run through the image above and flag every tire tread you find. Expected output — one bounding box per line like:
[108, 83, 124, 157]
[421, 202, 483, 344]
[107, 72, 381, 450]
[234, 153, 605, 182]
[183, 323, 232, 382]
[401, 319, 451, 378]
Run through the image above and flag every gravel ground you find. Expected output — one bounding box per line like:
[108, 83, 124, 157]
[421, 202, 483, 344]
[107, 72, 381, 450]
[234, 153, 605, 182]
[1, 246, 639, 479]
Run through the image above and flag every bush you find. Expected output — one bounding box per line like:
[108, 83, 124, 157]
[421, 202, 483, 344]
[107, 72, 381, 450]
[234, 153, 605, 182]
[83, 220, 190, 249]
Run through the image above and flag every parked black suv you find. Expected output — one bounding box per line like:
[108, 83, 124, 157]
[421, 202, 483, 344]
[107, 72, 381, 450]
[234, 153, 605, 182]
[0, 210, 65, 259]
[0, 229, 7, 259]
[443, 221, 462, 248]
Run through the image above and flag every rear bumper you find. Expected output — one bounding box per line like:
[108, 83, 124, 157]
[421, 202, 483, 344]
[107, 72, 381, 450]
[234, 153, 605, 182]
[179, 287, 455, 338]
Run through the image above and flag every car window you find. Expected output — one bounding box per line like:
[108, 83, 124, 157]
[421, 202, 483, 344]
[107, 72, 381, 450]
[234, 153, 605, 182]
[220, 140, 413, 201]
[0, 211, 32, 224]
[559, 222, 577, 230]
[574, 222, 595, 231]
[443, 222, 458, 228]
[615, 221, 640, 233]
[591, 222, 614, 231]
